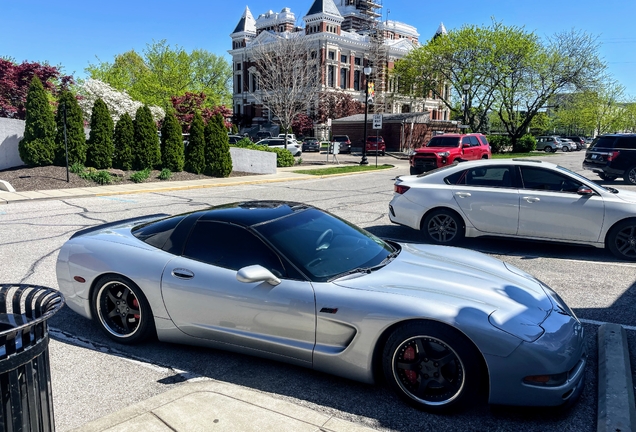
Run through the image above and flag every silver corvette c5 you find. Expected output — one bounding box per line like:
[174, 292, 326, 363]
[56, 201, 586, 412]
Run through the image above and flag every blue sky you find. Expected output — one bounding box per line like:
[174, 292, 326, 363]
[2, 0, 635, 97]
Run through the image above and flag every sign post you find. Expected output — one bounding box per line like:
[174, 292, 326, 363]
[372, 114, 382, 167]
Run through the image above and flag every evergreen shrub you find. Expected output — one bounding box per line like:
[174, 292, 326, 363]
[113, 113, 134, 170]
[160, 111, 184, 172]
[54, 90, 86, 166]
[19, 76, 55, 166]
[133, 106, 161, 170]
[184, 112, 206, 174]
[86, 98, 114, 169]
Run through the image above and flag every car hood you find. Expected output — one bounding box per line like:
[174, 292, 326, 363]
[334, 243, 554, 341]
[614, 188, 636, 204]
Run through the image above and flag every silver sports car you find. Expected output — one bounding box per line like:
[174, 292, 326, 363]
[56, 201, 586, 412]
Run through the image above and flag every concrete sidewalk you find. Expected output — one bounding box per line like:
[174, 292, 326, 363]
[74, 379, 376, 432]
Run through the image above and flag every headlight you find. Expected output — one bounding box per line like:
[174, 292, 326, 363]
[409, 150, 417, 156]
[542, 284, 577, 319]
[436, 151, 450, 157]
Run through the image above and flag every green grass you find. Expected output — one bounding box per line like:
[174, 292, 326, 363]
[292, 164, 393, 175]
[491, 151, 556, 159]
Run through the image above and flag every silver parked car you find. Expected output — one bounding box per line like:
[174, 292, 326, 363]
[56, 201, 586, 412]
[535, 136, 563, 153]
[389, 159, 636, 260]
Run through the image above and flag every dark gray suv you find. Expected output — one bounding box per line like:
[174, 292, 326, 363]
[582, 134, 636, 184]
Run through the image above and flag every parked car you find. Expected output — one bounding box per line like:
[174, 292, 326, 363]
[365, 136, 386, 155]
[565, 136, 587, 149]
[301, 138, 321, 152]
[535, 136, 563, 153]
[558, 138, 579, 152]
[331, 135, 352, 153]
[583, 133, 636, 184]
[390, 158, 636, 260]
[409, 133, 490, 175]
[255, 131, 273, 140]
[255, 138, 302, 156]
[56, 200, 586, 412]
[228, 135, 244, 144]
[278, 133, 297, 141]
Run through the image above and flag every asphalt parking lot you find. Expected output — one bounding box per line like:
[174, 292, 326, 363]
[0, 148, 634, 431]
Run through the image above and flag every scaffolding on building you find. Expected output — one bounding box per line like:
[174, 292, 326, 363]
[357, 0, 387, 114]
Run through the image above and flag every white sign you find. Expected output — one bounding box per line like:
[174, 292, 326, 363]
[331, 142, 340, 154]
[327, 118, 332, 126]
[372, 114, 383, 130]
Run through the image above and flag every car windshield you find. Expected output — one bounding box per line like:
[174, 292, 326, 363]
[367, 137, 382, 142]
[426, 137, 460, 148]
[254, 208, 396, 282]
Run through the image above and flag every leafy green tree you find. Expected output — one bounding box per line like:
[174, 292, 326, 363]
[54, 90, 86, 166]
[113, 113, 135, 170]
[133, 105, 161, 170]
[86, 40, 232, 108]
[184, 111, 206, 174]
[392, 21, 604, 145]
[204, 114, 232, 177]
[18, 76, 56, 166]
[160, 111, 184, 171]
[86, 98, 114, 169]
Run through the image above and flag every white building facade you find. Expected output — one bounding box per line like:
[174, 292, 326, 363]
[229, 0, 450, 130]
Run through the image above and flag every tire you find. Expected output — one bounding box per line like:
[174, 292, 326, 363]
[623, 166, 636, 185]
[481, 154, 489, 159]
[598, 173, 616, 182]
[422, 209, 465, 245]
[606, 219, 636, 260]
[382, 322, 483, 412]
[562, 146, 569, 152]
[381, 151, 386, 156]
[544, 146, 553, 153]
[90, 275, 155, 344]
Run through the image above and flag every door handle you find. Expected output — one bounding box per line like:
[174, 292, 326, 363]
[522, 196, 540, 203]
[172, 268, 194, 279]
[454, 192, 471, 198]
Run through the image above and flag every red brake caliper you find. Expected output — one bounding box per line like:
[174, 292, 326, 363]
[133, 298, 140, 319]
[403, 346, 417, 383]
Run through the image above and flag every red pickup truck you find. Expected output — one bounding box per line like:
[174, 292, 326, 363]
[409, 133, 491, 175]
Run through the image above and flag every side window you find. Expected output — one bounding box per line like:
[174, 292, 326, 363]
[519, 167, 581, 193]
[444, 170, 465, 185]
[460, 166, 513, 188]
[616, 137, 636, 150]
[461, 136, 471, 146]
[469, 136, 480, 146]
[183, 222, 285, 276]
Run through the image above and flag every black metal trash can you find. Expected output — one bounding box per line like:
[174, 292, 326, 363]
[0, 284, 64, 432]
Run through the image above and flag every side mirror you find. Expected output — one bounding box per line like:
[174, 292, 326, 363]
[236, 265, 281, 286]
[577, 186, 594, 195]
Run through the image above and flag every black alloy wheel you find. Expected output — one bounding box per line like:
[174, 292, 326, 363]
[383, 322, 481, 412]
[544, 146, 554, 153]
[91, 275, 155, 344]
[623, 166, 636, 185]
[607, 219, 636, 260]
[422, 209, 465, 245]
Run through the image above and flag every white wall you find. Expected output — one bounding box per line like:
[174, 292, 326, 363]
[0, 118, 25, 170]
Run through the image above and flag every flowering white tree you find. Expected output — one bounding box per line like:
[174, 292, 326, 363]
[78, 79, 165, 123]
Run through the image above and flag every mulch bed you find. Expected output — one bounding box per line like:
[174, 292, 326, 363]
[0, 165, 254, 192]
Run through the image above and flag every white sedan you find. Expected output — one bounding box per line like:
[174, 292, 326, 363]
[255, 138, 302, 156]
[389, 159, 636, 260]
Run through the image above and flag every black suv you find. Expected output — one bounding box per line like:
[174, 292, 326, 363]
[582, 134, 636, 184]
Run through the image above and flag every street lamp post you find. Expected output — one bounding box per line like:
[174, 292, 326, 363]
[462, 83, 470, 130]
[361, 66, 372, 165]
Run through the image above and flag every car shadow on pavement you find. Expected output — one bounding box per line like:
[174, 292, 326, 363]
[364, 225, 623, 264]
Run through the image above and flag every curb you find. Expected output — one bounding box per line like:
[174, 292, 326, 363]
[598, 323, 636, 432]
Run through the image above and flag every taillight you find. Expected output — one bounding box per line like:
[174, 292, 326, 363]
[394, 184, 410, 194]
[607, 151, 620, 161]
